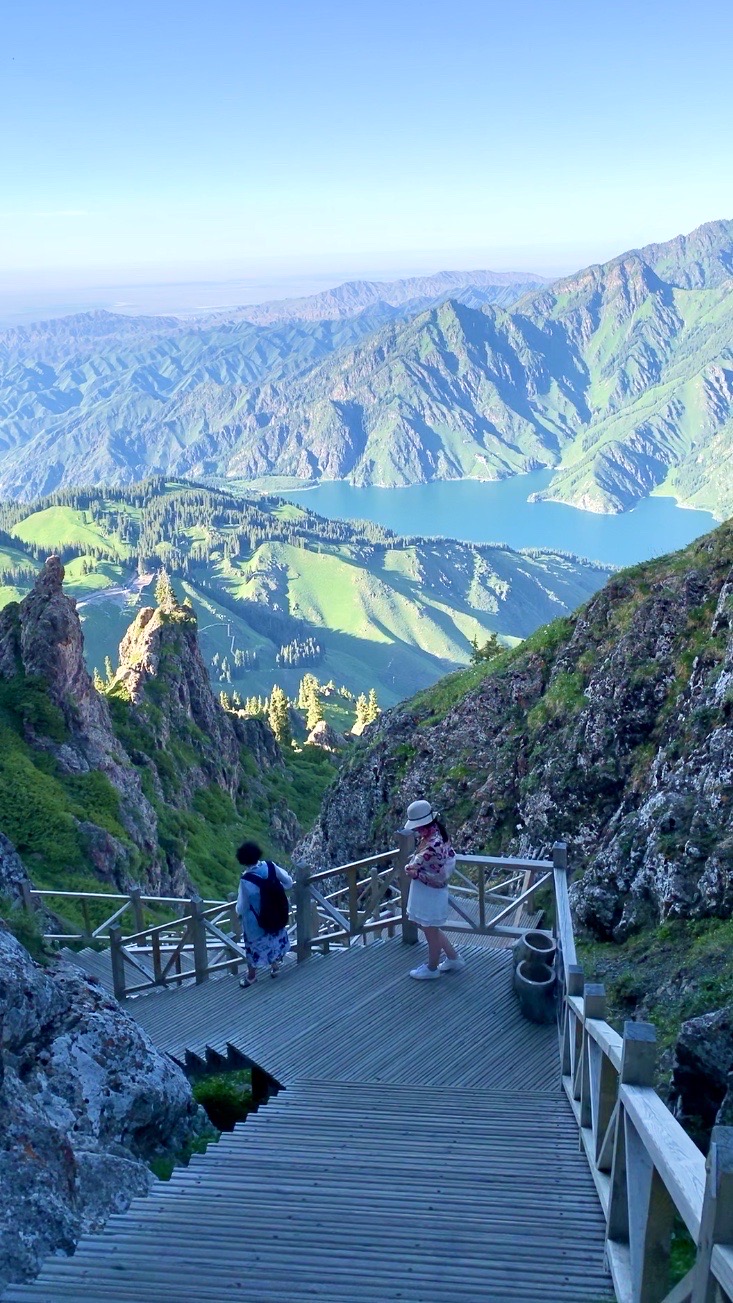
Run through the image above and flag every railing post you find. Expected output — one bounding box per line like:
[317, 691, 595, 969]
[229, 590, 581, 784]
[562, 964, 584, 1078]
[227, 896, 241, 974]
[607, 1022, 657, 1246]
[580, 983, 606, 1128]
[20, 879, 36, 915]
[151, 930, 162, 984]
[395, 830, 418, 945]
[129, 887, 145, 934]
[552, 839, 568, 875]
[189, 895, 208, 984]
[109, 925, 127, 1002]
[691, 1127, 733, 1303]
[294, 862, 312, 962]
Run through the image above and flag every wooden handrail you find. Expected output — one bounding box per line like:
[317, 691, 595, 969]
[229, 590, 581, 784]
[552, 842, 577, 982]
[552, 846, 733, 1303]
[304, 849, 397, 886]
[455, 853, 554, 870]
[28, 887, 225, 906]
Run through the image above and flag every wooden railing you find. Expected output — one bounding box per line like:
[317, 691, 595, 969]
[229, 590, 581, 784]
[20, 883, 227, 943]
[552, 845, 733, 1303]
[19, 837, 554, 1000]
[293, 832, 554, 960]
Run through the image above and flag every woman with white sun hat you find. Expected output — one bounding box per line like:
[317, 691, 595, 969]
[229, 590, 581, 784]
[403, 799, 465, 980]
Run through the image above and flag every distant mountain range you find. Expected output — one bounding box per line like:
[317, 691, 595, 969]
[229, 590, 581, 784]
[225, 268, 550, 324]
[0, 222, 731, 518]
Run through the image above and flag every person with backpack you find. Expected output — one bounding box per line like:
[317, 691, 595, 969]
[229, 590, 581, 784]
[235, 841, 293, 988]
[403, 800, 465, 980]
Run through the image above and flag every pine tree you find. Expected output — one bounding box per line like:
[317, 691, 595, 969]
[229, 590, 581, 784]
[268, 685, 291, 746]
[104, 656, 114, 688]
[305, 684, 324, 731]
[354, 693, 369, 730]
[470, 632, 501, 664]
[219, 690, 231, 711]
[365, 688, 380, 724]
[155, 567, 175, 609]
[92, 667, 105, 693]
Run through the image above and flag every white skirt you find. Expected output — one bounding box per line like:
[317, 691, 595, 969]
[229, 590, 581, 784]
[407, 879, 450, 928]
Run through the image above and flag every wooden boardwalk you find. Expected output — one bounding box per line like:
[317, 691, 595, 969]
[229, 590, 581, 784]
[8, 939, 614, 1302]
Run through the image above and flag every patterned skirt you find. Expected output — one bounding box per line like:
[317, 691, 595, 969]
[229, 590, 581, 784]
[243, 928, 291, 969]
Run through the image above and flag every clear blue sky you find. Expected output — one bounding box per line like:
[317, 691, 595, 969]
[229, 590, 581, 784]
[1, 0, 731, 285]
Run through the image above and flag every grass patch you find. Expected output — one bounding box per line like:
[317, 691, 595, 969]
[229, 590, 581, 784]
[192, 1068, 254, 1131]
[149, 1134, 213, 1182]
[527, 671, 587, 730]
[577, 915, 733, 1058]
[410, 615, 575, 725]
[0, 895, 50, 963]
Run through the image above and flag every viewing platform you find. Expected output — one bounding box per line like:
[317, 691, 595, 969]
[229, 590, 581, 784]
[9, 846, 733, 1303]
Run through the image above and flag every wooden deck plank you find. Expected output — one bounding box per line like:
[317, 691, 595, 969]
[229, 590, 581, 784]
[7, 937, 614, 1302]
[7, 1083, 613, 1302]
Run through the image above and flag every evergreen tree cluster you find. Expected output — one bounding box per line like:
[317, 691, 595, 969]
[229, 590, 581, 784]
[276, 636, 324, 668]
[216, 666, 380, 745]
[354, 688, 380, 729]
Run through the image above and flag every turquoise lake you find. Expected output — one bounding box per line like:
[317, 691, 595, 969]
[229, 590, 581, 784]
[279, 472, 718, 568]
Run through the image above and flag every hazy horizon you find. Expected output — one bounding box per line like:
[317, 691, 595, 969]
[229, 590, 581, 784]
[0, 217, 729, 326]
[2, 0, 732, 320]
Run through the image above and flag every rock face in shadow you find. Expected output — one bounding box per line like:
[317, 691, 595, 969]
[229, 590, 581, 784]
[0, 833, 25, 901]
[671, 1006, 733, 1143]
[0, 923, 207, 1293]
[301, 521, 733, 940]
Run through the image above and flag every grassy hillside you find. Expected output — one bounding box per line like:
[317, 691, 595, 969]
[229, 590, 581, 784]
[0, 480, 610, 708]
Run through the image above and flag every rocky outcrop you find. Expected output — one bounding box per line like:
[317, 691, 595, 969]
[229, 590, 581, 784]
[301, 522, 733, 939]
[0, 833, 25, 902]
[113, 601, 242, 798]
[671, 1007, 733, 1141]
[109, 598, 299, 852]
[0, 557, 158, 883]
[306, 719, 342, 752]
[0, 924, 208, 1292]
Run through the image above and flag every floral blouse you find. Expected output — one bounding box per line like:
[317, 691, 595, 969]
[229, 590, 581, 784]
[406, 829, 456, 888]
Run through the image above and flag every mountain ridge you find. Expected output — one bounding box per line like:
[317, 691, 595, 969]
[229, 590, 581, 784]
[0, 220, 731, 515]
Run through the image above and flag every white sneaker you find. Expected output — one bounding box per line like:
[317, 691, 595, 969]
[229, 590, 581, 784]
[409, 963, 441, 980]
[439, 954, 466, 973]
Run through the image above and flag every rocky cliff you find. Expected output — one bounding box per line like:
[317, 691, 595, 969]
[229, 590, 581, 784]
[304, 519, 732, 938]
[0, 923, 207, 1293]
[302, 518, 733, 1131]
[0, 557, 297, 902]
[0, 556, 159, 888]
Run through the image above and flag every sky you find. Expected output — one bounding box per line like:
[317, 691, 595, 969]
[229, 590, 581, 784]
[0, 0, 732, 302]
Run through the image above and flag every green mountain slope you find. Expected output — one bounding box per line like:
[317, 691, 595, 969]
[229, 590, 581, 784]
[0, 273, 541, 501]
[0, 480, 611, 706]
[221, 220, 733, 514]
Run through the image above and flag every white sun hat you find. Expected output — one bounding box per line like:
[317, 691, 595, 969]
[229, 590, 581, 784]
[403, 799, 438, 832]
